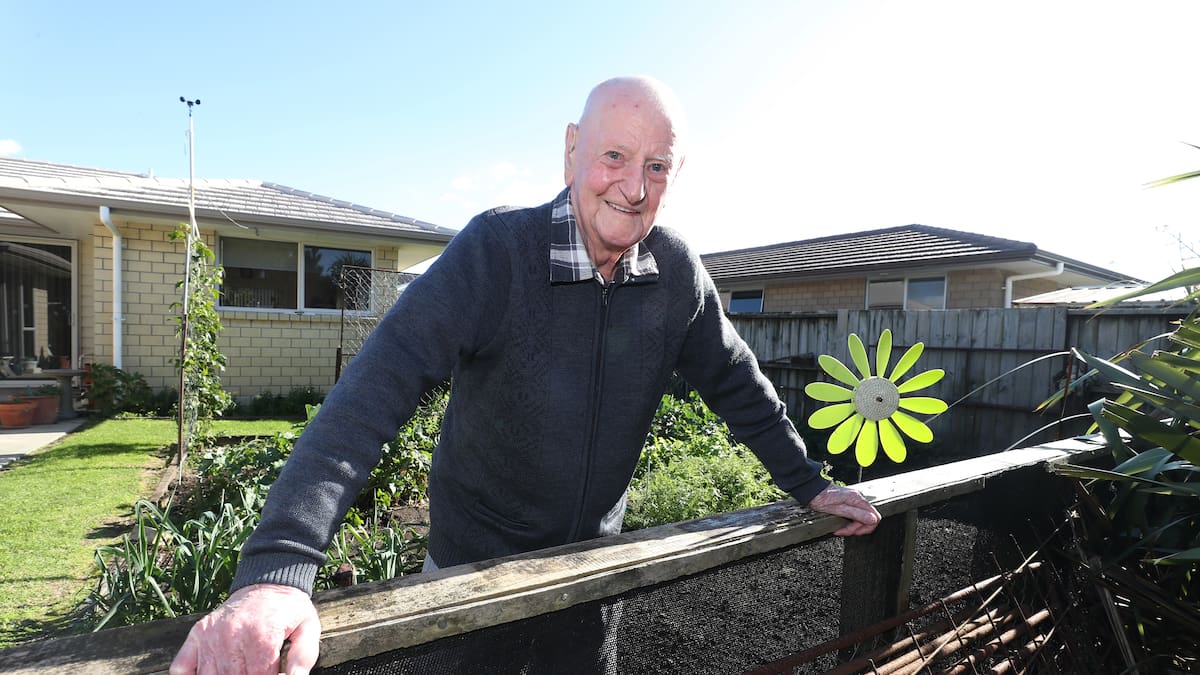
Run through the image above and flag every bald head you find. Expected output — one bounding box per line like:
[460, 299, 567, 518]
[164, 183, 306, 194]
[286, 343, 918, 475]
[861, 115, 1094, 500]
[563, 76, 688, 281]
[577, 77, 689, 161]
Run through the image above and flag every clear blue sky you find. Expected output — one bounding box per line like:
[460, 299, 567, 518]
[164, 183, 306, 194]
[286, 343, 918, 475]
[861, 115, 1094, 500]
[4, 1, 1199, 282]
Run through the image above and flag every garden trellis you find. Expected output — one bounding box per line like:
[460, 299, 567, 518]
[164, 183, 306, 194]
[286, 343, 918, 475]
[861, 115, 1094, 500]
[175, 96, 202, 467]
[335, 265, 416, 381]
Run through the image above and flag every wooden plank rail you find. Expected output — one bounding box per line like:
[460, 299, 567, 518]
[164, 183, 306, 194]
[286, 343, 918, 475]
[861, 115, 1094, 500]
[0, 437, 1107, 674]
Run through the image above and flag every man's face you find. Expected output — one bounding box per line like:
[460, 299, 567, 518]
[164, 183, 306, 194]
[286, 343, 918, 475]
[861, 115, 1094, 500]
[564, 85, 681, 272]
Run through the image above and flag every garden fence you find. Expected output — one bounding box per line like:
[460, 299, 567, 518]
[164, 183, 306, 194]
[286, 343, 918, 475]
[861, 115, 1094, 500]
[729, 306, 1190, 460]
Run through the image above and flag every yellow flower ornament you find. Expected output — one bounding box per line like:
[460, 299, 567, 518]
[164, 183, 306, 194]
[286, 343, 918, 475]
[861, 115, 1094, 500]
[804, 329, 948, 467]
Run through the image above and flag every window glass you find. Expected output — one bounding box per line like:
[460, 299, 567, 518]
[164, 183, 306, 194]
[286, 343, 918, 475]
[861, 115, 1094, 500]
[221, 238, 298, 309]
[907, 277, 946, 310]
[867, 280, 904, 309]
[1, 240, 73, 366]
[303, 246, 372, 310]
[728, 290, 764, 313]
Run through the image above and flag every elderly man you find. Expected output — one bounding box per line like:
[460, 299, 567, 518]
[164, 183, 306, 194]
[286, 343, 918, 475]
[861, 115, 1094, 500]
[171, 76, 880, 675]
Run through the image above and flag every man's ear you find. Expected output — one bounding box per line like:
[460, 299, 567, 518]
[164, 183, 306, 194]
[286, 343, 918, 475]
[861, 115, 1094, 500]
[563, 123, 578, 186]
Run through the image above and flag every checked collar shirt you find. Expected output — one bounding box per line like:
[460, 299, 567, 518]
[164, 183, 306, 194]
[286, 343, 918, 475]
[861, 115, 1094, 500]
[548, 188, 659, 286]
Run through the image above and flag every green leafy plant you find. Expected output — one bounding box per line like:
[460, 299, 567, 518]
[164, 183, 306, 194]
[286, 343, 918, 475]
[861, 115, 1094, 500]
[359, 389, 444, 512]
[90, 491, 261, 630]
[190, 431, 297, 512]
[84, 364, 155, 416]
[1049, 266, 1200, 669]
[624, 391, 793, 530]
[624, 446, 785, 530]
[233, 387, 326, 418]
[170, 225, 233, 443]
[31, 383, 60, 396]
[318, 520, 428, 589]
[637, 390, 740, 479]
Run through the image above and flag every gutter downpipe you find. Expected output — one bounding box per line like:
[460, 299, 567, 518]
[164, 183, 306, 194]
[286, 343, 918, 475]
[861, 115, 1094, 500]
[1004, 261, 1065, 308]
[98, 206, 124, 369]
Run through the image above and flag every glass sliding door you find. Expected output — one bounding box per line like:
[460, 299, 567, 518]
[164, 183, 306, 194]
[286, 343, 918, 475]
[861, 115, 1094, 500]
[0, 240, 73, 374]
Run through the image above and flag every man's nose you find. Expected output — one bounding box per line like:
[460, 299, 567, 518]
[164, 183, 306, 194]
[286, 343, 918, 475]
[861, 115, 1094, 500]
[618, 164, 647, 204]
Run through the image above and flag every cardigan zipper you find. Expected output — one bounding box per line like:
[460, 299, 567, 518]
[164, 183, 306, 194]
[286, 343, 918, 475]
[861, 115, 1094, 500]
[569, 281, 615, 541]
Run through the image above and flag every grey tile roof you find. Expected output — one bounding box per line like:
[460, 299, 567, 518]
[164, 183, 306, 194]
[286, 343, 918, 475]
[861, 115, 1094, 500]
[701, 224, 1053, 281]
[0, 157, 455, 241]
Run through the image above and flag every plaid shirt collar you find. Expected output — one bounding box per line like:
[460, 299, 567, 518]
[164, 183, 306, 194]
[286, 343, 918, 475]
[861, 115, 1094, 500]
[549, 188, 658, 285]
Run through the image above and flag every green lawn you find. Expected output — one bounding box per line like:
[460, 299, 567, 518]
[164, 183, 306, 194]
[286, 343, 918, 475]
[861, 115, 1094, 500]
[0, 417, 296, 650]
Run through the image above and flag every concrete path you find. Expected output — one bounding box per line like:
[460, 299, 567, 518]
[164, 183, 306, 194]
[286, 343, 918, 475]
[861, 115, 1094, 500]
[0, 417, 89, 470]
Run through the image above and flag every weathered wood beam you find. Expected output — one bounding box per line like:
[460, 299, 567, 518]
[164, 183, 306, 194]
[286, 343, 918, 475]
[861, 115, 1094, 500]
[0, 437, 1106, 674]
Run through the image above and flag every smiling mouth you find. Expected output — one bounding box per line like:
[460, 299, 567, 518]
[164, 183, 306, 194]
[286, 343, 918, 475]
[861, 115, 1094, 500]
[606, 201, 639, 214]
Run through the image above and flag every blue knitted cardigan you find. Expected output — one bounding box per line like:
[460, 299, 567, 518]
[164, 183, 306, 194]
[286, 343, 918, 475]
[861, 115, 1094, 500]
[232, 196, 829, 594]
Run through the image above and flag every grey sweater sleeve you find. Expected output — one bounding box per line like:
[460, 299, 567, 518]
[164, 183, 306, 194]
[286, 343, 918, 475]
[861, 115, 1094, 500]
[671, 242, 830, 505]
[230, 215, 511, 594]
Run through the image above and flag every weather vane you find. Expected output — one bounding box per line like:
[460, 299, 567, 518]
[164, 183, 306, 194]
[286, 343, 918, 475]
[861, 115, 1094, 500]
[179, 96, 201, 115]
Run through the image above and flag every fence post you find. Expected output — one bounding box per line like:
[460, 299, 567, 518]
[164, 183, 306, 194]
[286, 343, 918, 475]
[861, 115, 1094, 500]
[838, 508, 917, 654]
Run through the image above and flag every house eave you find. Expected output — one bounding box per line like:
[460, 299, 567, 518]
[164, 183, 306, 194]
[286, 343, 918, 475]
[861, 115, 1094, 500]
[0, 188, 456, 244]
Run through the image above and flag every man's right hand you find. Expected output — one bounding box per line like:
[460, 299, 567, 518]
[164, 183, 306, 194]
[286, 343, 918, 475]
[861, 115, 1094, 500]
[170, 583, 321, 675]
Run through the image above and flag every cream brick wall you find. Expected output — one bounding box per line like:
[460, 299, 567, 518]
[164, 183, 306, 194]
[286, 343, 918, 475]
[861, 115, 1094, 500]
[1011, 277, 1060, 300]
[763, 278, 866, 312]
[945, 268, 1007, 308]
[219, 310, 343, 397]
[733, 268, 1072, 313]
[87, 220, 406, 398]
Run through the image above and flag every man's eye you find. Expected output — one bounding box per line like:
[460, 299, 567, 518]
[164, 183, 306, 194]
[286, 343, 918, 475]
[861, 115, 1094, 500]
[648, 162, 666, 173]
[606, 151, 622, 161]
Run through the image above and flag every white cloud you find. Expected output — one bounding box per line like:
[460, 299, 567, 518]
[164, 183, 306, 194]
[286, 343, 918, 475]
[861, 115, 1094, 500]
[0, 139, 21, 156]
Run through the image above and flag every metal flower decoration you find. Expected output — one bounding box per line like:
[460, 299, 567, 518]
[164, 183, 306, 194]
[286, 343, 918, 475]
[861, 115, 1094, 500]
[804, 329, 948, 467]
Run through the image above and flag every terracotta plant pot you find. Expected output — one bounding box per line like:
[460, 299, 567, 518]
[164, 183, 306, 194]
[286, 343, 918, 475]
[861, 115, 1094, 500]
[0, 401, 37, 429]
[27, 395, 60, 424]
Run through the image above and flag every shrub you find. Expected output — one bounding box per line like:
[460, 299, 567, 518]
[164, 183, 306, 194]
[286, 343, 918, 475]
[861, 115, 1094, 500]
[358, 388, 443, 512]
[637, 390, 740, 479]
[190, 431, 297, 513]
[624, 446, 785, 530]
[85, 364, 156, 416]
[233, 387, 326, 418]
[1048, 267, 1200, 666]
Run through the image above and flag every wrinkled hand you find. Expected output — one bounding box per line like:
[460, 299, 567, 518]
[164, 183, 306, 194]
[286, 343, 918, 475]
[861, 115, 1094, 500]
[170, 584, 321, 675]
[808, 484, 881, 536]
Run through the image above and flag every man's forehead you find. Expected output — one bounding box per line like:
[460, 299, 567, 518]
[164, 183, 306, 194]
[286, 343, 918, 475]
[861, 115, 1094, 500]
[590, 111, 678, 150]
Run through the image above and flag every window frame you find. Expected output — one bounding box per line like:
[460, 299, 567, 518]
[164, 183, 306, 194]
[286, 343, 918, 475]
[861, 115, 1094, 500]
[218, 236, 374, 314]
[727, 289, 765, 313]
[866, 276, 946, 310]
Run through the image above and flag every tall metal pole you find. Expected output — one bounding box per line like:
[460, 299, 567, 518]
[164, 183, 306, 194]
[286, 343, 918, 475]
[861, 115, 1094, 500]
[177, 97, 200, 473]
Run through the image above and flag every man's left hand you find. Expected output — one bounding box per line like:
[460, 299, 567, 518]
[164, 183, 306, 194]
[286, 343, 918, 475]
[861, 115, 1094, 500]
[808, 484, 880, 536]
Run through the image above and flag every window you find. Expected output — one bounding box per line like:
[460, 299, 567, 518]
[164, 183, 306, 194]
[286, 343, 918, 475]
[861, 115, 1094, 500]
[866, 280, 904, 309]
[0, 240, 73, 366]
[728, 290, 764, 313]
[220, 237, 371, 310]
[906, 277, 946, 310]
[867, 277, 945, 310]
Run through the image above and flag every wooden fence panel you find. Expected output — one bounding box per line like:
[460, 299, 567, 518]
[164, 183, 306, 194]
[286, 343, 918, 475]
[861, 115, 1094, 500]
[730, 306, 1189, 460]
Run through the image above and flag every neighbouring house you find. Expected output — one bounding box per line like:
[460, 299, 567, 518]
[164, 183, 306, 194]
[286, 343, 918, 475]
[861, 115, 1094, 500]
[1013, 282, 1193, 308]
[0, 156, 455, 401]
[699, 224, 1138, 313]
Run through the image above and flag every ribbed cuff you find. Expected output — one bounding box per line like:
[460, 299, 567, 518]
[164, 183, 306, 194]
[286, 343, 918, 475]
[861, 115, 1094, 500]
[787, 473, 832, 506]
[231, 553, 319, 596]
